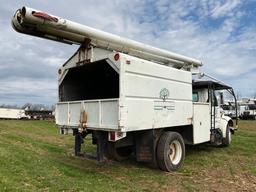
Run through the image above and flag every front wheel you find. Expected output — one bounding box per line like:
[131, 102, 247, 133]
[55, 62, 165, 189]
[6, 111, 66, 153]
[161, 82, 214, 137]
[156, 132, 185, 171]
[222, 126, 231, 147]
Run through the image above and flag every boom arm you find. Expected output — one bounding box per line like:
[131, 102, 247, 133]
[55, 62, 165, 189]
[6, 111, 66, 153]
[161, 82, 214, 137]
[12, 6, 202, 68]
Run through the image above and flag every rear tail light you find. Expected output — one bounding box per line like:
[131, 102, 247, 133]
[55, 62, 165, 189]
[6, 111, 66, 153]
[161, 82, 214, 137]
[109, 131, 116, 141]
[109, 131, 126, 141]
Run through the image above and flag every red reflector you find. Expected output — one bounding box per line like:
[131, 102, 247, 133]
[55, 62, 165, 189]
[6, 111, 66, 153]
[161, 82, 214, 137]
[114, 53, 120, 61]
[110, 132, 115, 141]
[32, 11, 58, 22]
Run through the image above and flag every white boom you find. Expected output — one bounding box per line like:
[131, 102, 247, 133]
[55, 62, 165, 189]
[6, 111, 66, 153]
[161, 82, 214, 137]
[12, 6, 202, 67]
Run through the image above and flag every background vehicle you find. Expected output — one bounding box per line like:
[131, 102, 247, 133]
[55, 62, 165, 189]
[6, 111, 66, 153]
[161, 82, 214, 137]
[242, 104, 256, 120]
[0, 108, 28, 119]
[12, 6, 237, 171]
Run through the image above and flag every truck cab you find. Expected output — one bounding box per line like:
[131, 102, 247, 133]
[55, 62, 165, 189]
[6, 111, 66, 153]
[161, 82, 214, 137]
[192, 80, 237, 145]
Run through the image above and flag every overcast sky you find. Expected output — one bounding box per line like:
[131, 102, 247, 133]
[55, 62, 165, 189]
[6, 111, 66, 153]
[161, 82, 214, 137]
[0, 0, 256, 106]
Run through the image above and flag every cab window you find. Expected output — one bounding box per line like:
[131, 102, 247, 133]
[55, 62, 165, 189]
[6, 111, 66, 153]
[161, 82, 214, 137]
[193, 92, 199, 102]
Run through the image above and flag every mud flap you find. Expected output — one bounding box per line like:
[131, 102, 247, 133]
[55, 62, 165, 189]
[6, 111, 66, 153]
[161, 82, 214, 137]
[135, 130, 161, 166]
[210, 128, 223, 145]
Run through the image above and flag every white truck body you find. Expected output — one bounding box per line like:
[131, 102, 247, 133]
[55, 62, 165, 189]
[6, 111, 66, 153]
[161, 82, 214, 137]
[56, 51, 193, 131]
[55, 48, 227, 145]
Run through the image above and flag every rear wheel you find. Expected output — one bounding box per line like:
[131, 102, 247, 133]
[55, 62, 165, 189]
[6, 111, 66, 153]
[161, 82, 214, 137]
[157, 132, 185, 171]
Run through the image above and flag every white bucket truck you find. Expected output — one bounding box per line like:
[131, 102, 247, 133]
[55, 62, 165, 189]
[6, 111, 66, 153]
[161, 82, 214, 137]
[12, 7, 237, 171]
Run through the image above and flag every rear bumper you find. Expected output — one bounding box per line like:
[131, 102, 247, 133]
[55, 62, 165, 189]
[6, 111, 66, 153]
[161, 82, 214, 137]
[58, 125, 121, 135]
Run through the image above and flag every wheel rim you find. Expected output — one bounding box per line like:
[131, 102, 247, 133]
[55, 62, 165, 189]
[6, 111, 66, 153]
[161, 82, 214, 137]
[169, 140, 182, 165]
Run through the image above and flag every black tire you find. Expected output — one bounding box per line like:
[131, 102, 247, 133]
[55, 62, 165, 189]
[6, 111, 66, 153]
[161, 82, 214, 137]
[107, 142, 132, 161]
[156, 132, 185, 172]
[222, 126, 231, 147]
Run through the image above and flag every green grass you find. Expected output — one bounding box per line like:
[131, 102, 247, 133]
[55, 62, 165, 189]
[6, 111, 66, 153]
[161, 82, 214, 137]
[0, 120, 256, 191]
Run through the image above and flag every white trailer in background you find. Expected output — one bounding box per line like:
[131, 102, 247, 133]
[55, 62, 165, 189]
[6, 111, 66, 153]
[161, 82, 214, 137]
[241, 104, 256, 120]
[238, 99, 256, 119]
[0, 108, 27, 119]
[12, 6, 238, 171]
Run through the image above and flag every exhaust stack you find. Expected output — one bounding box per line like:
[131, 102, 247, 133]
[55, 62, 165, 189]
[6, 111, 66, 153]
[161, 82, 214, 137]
[12, 6, 202, 67]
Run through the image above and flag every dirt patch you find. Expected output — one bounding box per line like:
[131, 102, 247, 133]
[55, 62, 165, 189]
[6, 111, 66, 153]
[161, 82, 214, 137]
[160, 166, 256, 191]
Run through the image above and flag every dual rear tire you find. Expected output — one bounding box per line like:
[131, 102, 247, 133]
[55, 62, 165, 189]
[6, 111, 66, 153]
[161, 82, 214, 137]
[105, 131, 186, 172]
[156, 132, 185, 172]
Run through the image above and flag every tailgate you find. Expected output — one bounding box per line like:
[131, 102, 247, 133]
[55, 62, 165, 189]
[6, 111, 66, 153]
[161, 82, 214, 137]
[56, 99, 119, 130]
